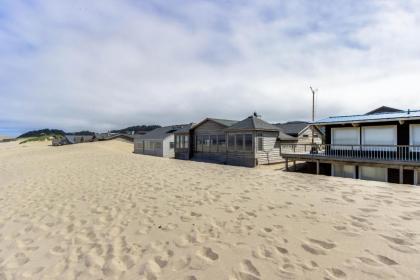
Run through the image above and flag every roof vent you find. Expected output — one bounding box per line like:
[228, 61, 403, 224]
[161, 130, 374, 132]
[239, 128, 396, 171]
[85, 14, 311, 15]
[253, 112, 261, 118]
[408, 109, 411, 115]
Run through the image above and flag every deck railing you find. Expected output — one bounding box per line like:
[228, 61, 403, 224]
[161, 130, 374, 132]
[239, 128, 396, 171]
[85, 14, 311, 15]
[280, 144, 420, 162]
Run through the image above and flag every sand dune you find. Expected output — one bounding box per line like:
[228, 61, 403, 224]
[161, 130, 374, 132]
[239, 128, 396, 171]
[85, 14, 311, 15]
[1, 140, 420, 279]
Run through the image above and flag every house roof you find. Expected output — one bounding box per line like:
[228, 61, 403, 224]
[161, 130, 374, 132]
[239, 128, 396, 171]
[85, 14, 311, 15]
[315, 109, 420, 125]
[226, 115, 280, 131]
[365, 106, 404, 115]
[275, 121, 309, 136]
[139, 124, 189, 140]
[192, 118, 238, 131]
[208, 118, 238, 127]
[174, 123, 195, 134]
[225, 115, 297, 141]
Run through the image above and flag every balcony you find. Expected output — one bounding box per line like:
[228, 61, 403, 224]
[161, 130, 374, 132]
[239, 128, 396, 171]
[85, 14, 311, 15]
[280, 144, 420, 167]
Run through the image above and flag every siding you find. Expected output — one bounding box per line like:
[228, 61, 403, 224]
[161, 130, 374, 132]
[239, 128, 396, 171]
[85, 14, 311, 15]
[256, 132, 282, 165]
[194, 120, 226, 135]
[297, 127, 323, 144]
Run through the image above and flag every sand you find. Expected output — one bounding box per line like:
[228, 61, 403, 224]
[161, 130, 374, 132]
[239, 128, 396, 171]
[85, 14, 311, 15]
[1, 140, 420, 279]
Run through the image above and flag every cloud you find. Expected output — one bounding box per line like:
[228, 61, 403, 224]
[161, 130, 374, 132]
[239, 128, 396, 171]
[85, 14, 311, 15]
[1, 0, 420, 135]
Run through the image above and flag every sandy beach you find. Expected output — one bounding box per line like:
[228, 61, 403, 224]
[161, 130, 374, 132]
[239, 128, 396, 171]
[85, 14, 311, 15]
[0, 140, 420, 279]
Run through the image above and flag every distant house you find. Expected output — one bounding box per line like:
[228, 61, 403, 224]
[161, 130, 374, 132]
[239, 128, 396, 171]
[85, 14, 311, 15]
[52, 135, 95, 146]
[280, 106, 420, 185]
[276, 121, 324, 144]
[174, 114, 297, 167]
[134, 125, 189, 158]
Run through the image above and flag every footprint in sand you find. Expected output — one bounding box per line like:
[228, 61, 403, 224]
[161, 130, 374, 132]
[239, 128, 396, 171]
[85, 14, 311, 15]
[308, 238, 336, 250]
[377, 255, 398, 266]
[197, 247, 219, 262]
[325, 268, 347, 279]
[301, 243, 326, 255]
[235, 259, 261, 280]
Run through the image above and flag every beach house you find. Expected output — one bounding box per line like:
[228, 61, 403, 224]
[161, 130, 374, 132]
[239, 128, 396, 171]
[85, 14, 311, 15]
[276, 121, 324, 144]
[134, 125, 189, 158]
[175, 114, 297, 167]
[280, 106, 420, 185]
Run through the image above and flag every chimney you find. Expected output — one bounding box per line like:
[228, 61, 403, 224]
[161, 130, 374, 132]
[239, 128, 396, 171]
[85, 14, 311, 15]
[408, 109, 411, 114]
[253, 112, 261, 118]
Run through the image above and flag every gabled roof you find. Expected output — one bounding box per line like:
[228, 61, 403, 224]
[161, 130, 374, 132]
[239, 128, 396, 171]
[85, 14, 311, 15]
[208, 118, 238, 127]
[192, 118, 238, 130]
[226, 115, 281, 131]
[275, 121, 309, 136]
[365, 106, 404, 115]
[225, 115, 297, 141]
[139, 124, 189, 140]
[315, 109, 420, 125]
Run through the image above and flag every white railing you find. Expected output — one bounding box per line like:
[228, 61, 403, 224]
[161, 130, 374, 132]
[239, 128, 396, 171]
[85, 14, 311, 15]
[280, 144, 420, 162]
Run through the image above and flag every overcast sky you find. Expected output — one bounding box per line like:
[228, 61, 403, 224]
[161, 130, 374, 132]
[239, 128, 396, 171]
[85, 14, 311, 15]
[1, 0, 420, 136]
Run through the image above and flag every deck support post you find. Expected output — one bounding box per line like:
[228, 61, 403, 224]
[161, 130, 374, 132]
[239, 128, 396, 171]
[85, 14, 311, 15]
[293, 161, 297, 171]
[316, 160, 320, 175]
[399, 166, 404, 184]
[285, 158, 289, 171]
[414, 169, 418, 186]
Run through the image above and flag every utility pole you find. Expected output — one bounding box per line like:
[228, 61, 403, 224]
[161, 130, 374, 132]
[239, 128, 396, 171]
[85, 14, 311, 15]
[310, 86, 318, 144]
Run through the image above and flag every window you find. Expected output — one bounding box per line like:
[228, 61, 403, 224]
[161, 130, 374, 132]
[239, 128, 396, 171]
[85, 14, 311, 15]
[185, 136, 189, 149]
[257, 138, 263, 151]
[244, 134, 253, 151]
[362, 126, 397, 151]
[359, 166, 387, 182]
[228, 134, 235, 151]
[175, 136, 179, 148]
[154, 141, 162, 149]
[169, 142, 174, 149]
[196, 136, 202, 152]
[210, 135, 218, 152]
[332, 164, 355, 179]
[218, 135, 226, 152]
[303, 135, 309, 138]
[236, 134, 244, 150]
[332, 127, 360, 150]
[203, 135, 210, 152]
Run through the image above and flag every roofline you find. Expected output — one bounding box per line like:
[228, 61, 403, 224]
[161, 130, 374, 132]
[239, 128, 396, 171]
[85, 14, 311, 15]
[315, 116, 420, 126]
[192, 118, 236, 130]
[297, 125, 325, 136]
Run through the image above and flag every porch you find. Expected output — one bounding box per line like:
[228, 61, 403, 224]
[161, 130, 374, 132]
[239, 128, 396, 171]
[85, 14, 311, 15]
[280, 144, 420, 184]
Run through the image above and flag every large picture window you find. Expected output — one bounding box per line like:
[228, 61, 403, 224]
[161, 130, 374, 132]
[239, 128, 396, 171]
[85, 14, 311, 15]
[218, 135, 226, 152]
[228, 135, 235, 151]
[236, 134, 244, 150]
[244, 134, 253, 151]
[184, 136, 189, 149]
[196, 136, 203, 152]
[210, 135, 218, 152]
[203, 135, 210, 152]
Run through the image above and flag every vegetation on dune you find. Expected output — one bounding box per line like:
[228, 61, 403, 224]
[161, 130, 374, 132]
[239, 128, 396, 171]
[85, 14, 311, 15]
[111, 125, 161, 134]
[18, 129, 65, 138]
[19, 134, 63, 144]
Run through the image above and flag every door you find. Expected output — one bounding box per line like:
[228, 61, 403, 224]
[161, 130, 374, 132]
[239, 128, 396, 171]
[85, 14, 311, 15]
[359, 166, 387, 182]
[332, 164, 355, 179]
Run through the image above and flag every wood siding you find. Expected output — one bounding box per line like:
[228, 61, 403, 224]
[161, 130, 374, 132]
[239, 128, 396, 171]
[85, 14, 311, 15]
[256, 132, 282, 165]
